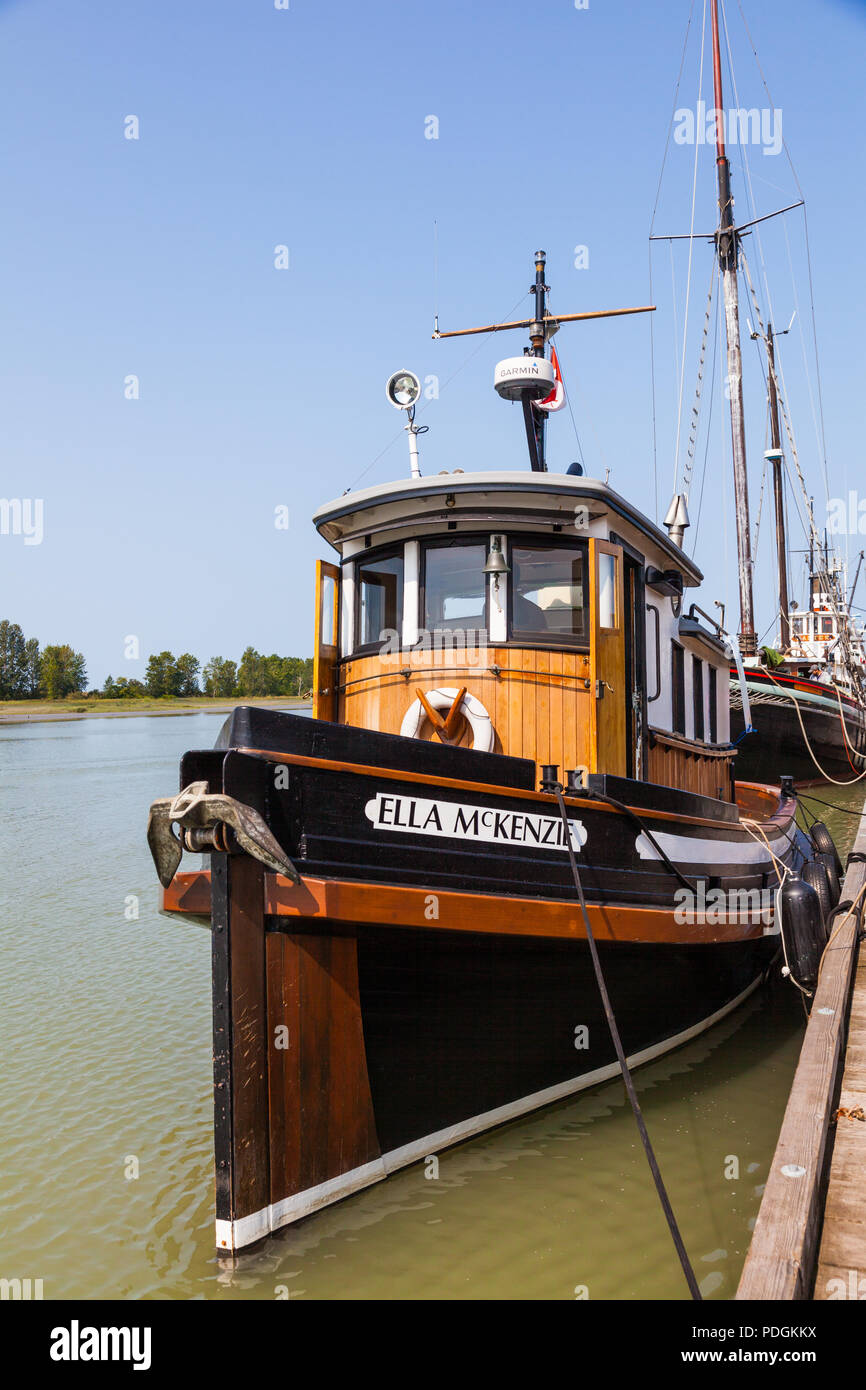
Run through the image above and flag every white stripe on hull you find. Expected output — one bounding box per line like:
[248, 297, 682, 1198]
[636, 823, 796, 866]
[215, 973, 764, 1253]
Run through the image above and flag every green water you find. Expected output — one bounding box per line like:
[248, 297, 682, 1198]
[1, 714, 862, 1301]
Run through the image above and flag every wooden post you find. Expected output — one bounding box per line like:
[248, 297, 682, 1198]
[212, 852, 271, 1253]
[735, 804, 866, 1299]
[211, 849, 383, 1253]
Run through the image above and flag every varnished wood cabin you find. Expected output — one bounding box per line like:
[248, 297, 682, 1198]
[312, 470, 734, 801]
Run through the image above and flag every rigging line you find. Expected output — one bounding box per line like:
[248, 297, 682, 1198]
[747, 337, 769, 559]
[344, 290, 530, 493]
[672, 0, 708, 496]
[649, 0, 698, 236]
[756, 608, 783, 647]
[552, 788, 702, 1302]
[720, 289, 730, 608]
[752, 453, 767, 559]
[733, 0, 831, 501]
[689, 267, 720, 555]
[797, 791, 866, 820]
[799, 203, 832, 504]
[783, 466, 793, 608]
[762, 670, 866, 786]
[817, 882, 866, 991]
[681, 258, 717, 502]
[779, 212, 825, 506]
[648, 0, 697, 524]
[739, 247, 817, 552]
[566, 369, 609, 475]
[433, 219, 439, 333]
[734, 0, 805, 200]
[719, 0, 777, 331]
[830, 681, 866, 768]
[649, 243, 658, 523]
[669, 241, 681, 417]
[721, 0, 809, 515]
[546, 328, 585, 471]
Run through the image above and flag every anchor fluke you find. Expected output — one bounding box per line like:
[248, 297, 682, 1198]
[147, 780, 300, 888]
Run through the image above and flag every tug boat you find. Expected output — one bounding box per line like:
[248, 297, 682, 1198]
[148, 253, 818, 1255]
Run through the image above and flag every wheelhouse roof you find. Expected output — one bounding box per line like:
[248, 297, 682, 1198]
[313, 471, 703, 586]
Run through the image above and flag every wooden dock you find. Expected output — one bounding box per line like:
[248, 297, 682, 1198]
[736, 802, 866, 1301]
[814, 845, 866, 1301]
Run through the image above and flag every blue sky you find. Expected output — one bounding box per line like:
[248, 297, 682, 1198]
[1, 0, 864, 685]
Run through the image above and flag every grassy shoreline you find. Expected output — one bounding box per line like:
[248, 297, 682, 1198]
[0, 695, 311, 725]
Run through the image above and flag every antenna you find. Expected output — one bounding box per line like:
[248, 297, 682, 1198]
[435, 250, 655, 472]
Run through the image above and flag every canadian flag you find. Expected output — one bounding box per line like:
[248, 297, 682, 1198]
[534, 344, 566, 412]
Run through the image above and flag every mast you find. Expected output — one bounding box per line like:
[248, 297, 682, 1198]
[522, 250, 549, 472]
[848, 551, 864, 616]
[766, 324, 791, 651]
[711, 0, 756, 657]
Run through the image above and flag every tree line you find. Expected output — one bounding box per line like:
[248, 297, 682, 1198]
[0, 621, 313, 701]
[0, 620, 87, 699]
[104, 648, 314, 699]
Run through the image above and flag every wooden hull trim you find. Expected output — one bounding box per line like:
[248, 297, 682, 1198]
[166, 869, 779, 944]
[216, 972, 763, 1253]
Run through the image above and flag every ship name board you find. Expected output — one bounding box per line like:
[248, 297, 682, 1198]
[364, 793, 586, 851]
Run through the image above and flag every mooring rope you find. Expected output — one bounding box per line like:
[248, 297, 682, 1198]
[797, 792, 866, 820]
[829, 682, 866, 772]
[762, 670, 866, 787]
[738, 815, 811, 1005]
[553, 787, 702, 1301]
[816, 882, 866, 990]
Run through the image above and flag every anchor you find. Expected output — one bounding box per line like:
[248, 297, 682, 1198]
[147, 780, 300, 888]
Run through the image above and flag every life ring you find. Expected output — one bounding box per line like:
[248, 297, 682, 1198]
[400, 687, 495, 753]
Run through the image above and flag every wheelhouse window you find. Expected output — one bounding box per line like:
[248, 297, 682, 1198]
[671, 642, 686, 736]
[510, 542, 587, 642]
[709, 666, 718, 743]
[423, 541, 487, 634]
[821, 616, 834, 635]
[692, 656, 705, 741]
[356, 548, 403, 650]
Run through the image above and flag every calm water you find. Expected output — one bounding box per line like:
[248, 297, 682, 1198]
[1, 714, 863, 1301]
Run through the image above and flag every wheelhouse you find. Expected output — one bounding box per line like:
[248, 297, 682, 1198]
[312, 471, 735, 800]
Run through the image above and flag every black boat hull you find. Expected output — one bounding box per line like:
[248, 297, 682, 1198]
[357, 926, 776, 1159]
[154, 709, 817, 1250]
[730, 671, 866, 786]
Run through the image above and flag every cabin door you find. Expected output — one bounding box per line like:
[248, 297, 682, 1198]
[623, 554, 647, 780]
[589, 538, 626, 777]
[312, 560, 340, 721]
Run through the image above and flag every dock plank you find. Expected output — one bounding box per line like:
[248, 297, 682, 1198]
[736, 804, 866, 1301]
[814, 926, 866, 1300]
